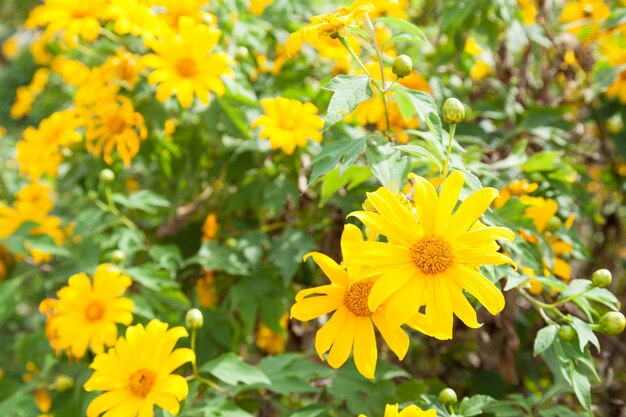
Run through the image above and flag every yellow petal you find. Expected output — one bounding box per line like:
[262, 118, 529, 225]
[315, 307, 349, 360]
[303, 252, 350, 287]
[371, 313, 409, 360]
[445, 187, 499, 241]
[327, 314, 356, 369]
[352, 317, 377, 379]
[436, 171, 465, 233]
[449, 265, 505, 315]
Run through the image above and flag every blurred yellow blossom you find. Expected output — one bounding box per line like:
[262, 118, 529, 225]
[559, 0, 610, 39]
[518, 0, 537, 25]
[470, 60, 491, 80]
[10, 68, 49, 119]
[155, 0, 216, 29]
[35, 387, 52, 417]
[250, 0, 273, 16]
[197, 269, 217, 308]
[2, 34, 19, 59]
[464, 36, 483, 56]
[202, 213, 218, 241]
[256, 313, 289, 355]
[252, 97, 324, 154]
[86, 96, 147, 166]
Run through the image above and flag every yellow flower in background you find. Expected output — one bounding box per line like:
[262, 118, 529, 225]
[519, 195, 558, 233]
[292, 224, 411, 379]
[142, 17, 233, 108]
[470, 60, 491, 81]
[359, 404, 436, 417]
[250, 0, 273, 15]
[252, 97, 324, 155]
[107, 0, 163, 40]
[196, 269, 217, 308]
[2, 34, 19, 59]
[607, 70, 626, 103]
[17, 110, 82, 180]
[352, 93, 419, 144]
[310, 36, 360, 74]
[464, 36, 483, 56]
[369, 0, 409, 19]
[285, 0, 381, 56]
[518, 0, 537, 25]
[494, 179, 539, 208]
[201, 213, 218, 241]
[86, 96, 147, 166]
[559, 0, 610, 38]
[51, 56, 91, 86]
[347, 172, 515, 340]
[74, 66, 121, 115]
[25, 0, 110, 45]
[10, 68, 49, 119]
[256, 313, 289, 355]
[83, 320, 195, 417]
[35, 387, 52, 417]
[30, 33, 53, 65]
[155, 0, 216, 29]
[102, 49, 142, 89]
[39, 264, 134, 358]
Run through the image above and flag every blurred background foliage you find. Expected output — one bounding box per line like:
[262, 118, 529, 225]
[0, 0, 625, 416]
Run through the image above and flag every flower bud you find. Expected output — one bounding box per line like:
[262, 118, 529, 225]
[186, 308, 204, 330]
[87, 190, 99, 201]
[235, 46, 249, 61]
[442, 98, 465, 124]
[592, 269, 612, 288]
[54, 374, 74, 392]
[439, 387, 457, 405]
[546, 217, 562, 233]
[599, 311, 625, 336]
[392, 54, 413, 78]
[558, 325, 576, 342]
[99, 169, 115, 184]
[110, 250, 125, 265]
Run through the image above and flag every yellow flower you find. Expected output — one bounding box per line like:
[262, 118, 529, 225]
[39, 264, 134, 358]
[346, 171, 516, 340]
[17, 110, 82, 180]
[607, 70, 626, 104]
[2, 34, 19, 60]
[368, 0, 409, 19]
[359, 404, 436, 417]
[310, 36, 360, 74]
[196, 269, 217, 308]
[494, 179, 539, 208]
[519, 196, 558, 233]
[470, 60, 491, 81]
[256, 313, 289, 355]
[30, 33, 53, 65]
[10, 68, 49, 119]
[107, 0, 163, 40]
[285, 0, 381, 57]
[559, 0, 610, 38]
[51, 56, 91, 86]
[201, 212, 218, 241]
[252, 97, 324, 155]
[250, 0, 273, 15]
[142, 17, 233, 108]
[85, 96, 147, 166]
[102, 49, 142, 89]
[291, 224, 410, 378]
[352, 93, 419, 144]
[464, 36, 483, 56]
[25, 0, 110, 45]
[518, 0, 537, 25]
[35, 387, 52, 417]
[83, 320, 195, 417]
[155, 0, 216, 29]
[74, 66, 120, 115]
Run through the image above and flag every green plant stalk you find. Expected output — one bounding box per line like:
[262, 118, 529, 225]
[441, 123, 456, 179]
[103, 185, 138, 231]
[190, 329, 228, 395]
[365, 14, 391, 137]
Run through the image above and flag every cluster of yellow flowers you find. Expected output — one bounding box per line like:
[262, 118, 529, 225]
[0, 182, 68, 264]
[558, 0, 626, 103]
[292, 171, 516, 378]
[40, 264, 195, 416]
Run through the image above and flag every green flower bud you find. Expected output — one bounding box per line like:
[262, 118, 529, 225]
[235, 46, 249, 61]
[592, 269, 612, 288]
[439, 387, 458, 405]
[599, 311, 625, 336]
[87, 190, 99, 201]
[546, 217, 562, 233]
[99, 169, 115, 184]
[54, 374, 74, 392]
[186, 308, 204, 330]
[110, 250, 126, 265]
[392, 54, 413, 78]
[558, 325, 576, 342]
[225, 237, 238, 249]
[442, 98, 465, 124]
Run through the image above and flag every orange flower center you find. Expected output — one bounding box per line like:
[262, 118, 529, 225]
[85, 302, 105, 321]
[107, 114, 127, 135]
[176, 57, 198, 78]
[410, 235, 454, 275]
[128, 369, 156, 398]
[343, 279, 373, 316]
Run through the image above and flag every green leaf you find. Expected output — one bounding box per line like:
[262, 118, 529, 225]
[570, 316, 600, 352]
[459, 395, 496, 416]
[571, 368, 592, 410]
[374, 17, 428, 44]
[366, 142, 409, 186]
[604, 8, 626, 28]
[583, 287, 620, 311]
[382, 33, 427, 51]
[320, 165, 371, 205]
[309, 137, 367, 183]
[560, 279, 592, 299]
[112, 190, 170, 214]
[521, 151, 563, 173]
[534, 325, 558, 357]
[395, 144, 442, 169]
[200, 353, 271, 386]
[194, 241, 250, 275]
[268, 227, 316, 284]
[322, 75, 373, 128]
[197, 398, 255, 417]
[259, 353, 332, 395]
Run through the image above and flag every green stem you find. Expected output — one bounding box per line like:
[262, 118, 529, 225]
[103, 186, 138, 231]
[190, 329, 229, 395]
[365, 13, 391, 138]
[441, 123, 456, 179]
[519, 290, 571, 323]
[338, 36, 370, 76]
